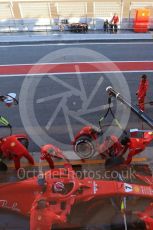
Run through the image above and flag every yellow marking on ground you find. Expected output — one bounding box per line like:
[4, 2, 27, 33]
[7, 157, 148, 168]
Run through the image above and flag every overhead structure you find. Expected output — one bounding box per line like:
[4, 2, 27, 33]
[19, 2, 51, 18]
[93, 1, 122, 19]
[0, 2, 13, 19]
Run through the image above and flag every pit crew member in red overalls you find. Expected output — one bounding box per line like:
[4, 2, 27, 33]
[99, 135, 123, 159]
[40, 144, 69, 169]
[111, 13, 119, 33]
[121, 131, 153, 165]
[0, 135, 34, 170]
[136, 74, 149, 111]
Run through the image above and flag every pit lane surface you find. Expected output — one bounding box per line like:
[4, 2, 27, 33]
[0, 42, 153, 152]
[0, 42, 153, 64]
[0, 41, 153, 229]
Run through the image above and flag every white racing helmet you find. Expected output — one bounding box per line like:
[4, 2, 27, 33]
[53, 181, 65, 193]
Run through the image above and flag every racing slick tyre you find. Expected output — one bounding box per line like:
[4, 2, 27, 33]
[133, 164, 152, 176]
[0, 153, 8, 171]
[0, 159, 7, 171]
[74, 135, 95, 159]
[18, 138, 29, 149]
[105, 156, 124, 170]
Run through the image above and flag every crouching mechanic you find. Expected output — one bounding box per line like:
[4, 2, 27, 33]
[40, 144, 70, 169]
[99, 133, 151, 167]
[0, 135, 34, 170]
[121, 131, 153, 165]
[99, 132, 153, 167]
[99, 135, 124, 168]
[99, 135, 123, 158]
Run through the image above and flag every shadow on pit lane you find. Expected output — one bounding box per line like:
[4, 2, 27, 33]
[0, 214, 146, 230]
[52, 222, 146, 230]
[0, 210, 29, 230]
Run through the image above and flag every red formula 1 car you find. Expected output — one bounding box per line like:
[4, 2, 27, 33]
[1, 166, 153, 230]
[72, 87, 153, 167]
[0, 93, 34, 170]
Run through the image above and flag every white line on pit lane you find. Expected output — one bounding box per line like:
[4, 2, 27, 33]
[0, 60, 153, 67]
[0, 70, 153, 78]
[0, 42, 153, 48]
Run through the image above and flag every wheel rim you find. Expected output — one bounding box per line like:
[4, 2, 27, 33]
[76, 141, 94, 159]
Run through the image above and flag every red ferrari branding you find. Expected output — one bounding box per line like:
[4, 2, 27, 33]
[0, 200, 20, 212]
